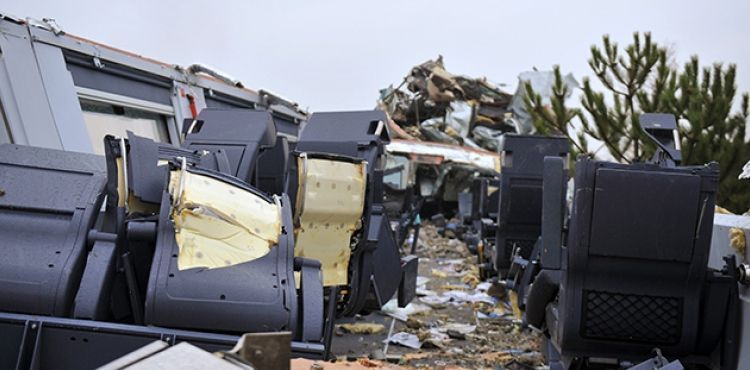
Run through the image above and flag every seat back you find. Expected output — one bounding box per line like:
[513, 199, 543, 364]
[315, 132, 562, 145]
[183, 109, 277, 185]
[292, 110, 409, 315]
[558, 157, 719, 359]
[291, 152, 367, 287]
[256, 136, 290, 195]
[493, 134, 568, 274]
[0, 144, 106, 316]
[145, 166, 298, 334]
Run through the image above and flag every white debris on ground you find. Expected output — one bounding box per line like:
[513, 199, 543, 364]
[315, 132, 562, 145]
[306, 222, 543, 370]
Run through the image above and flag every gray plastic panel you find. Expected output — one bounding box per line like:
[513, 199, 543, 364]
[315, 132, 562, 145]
[0, 144, 106, 316]
[589, 168, 701, 262]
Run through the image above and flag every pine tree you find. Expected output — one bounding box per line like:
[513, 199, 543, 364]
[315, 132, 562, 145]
[524, 32, 750, 212]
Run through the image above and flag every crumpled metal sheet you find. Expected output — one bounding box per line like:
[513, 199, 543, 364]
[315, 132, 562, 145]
[509, 70, 579, 134]
[386, 139, 500, 173]
[293, 156, 367, 286]
[169, 170, 281, 270]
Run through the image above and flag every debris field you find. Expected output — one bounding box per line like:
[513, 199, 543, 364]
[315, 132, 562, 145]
[293, 223, 543, 370]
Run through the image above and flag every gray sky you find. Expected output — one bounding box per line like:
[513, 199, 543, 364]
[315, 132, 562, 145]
[5, 1, 750, 112]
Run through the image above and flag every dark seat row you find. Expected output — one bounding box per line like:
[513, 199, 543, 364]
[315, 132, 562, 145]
[0, 108, 417, 369]
[485, 114, 740, 369]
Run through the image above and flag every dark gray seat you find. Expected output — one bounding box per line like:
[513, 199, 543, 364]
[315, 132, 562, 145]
[183, 108, 277, 185]
[491, 134, 568, 276]
[526, 156, 738, 368]
[92, 132, 323, 342]
[0, 144, 106, 316]
[144, 168, 302, 335]
[290, 110, 418, 315]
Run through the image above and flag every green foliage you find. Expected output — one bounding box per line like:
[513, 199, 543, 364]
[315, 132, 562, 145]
[524, 32, 750, 212]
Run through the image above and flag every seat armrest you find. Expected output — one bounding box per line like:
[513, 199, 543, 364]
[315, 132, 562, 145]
[294, 257, 324, 342]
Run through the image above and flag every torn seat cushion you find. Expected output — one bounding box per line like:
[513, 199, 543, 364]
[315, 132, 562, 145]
[145, 168, 297, 334]
[168, 169, 281, 269]
[293, 155, 367, 287]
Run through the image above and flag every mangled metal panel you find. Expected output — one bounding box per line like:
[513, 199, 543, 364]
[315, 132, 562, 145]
[386, 139, 501, 173]
[509, 70, 579, 134]
[293, 155, 367, 286]
[378, 56, 515, 151]
[168, 168, 281, 270]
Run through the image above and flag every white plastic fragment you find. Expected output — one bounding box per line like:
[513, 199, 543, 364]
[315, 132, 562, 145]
[382, 332, 422, 349]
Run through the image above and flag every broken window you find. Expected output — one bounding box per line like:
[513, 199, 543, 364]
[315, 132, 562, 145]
[80, 99, 170, 155]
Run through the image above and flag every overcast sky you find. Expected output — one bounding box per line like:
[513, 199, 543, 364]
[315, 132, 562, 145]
[4, 1, 749, 112]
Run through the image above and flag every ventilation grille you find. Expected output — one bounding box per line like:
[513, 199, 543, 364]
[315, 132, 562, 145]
[582, 290, 682, 344]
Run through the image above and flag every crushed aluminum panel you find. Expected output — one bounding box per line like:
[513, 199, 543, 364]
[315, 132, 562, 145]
[294, 156, 366, 286]
[168, 170, 281, 270]
[386, 139, 501, 173]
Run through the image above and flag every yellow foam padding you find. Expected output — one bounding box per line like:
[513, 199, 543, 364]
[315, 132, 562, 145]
[169, 170, 281, 270]
[294, 157, 366, 286]
[509, 291, 523, 320]
[116, 157, 126, 207]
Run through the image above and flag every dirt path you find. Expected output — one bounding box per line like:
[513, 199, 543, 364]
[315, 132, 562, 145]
[294, 223, 543, 370]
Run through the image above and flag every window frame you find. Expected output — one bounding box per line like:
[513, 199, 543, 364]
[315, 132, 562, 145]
[77, 87, 179, 146]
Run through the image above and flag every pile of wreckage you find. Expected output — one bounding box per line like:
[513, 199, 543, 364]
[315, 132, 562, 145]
[378, 55, 578, 152]
[377, 57, 578, 218]
[379, 56, 515, 151]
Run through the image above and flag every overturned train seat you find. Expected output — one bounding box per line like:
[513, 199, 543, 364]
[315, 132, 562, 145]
[459, 176, 500, 259]
[106, 130, 325, 340]
[523, 114, 740, 369]
[182, 108, 291, 196]
[0, 129, 327, 368]
[0, 145, 106, 317]
[289, 110, 419, 315]
[488, 134, 569, 277]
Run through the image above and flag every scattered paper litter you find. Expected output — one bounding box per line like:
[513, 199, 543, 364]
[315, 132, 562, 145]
[443, 290, 498, 305]
[383, 332, 421, 349]
[380, 299, 432, 321]
[419, 294, 452, 307]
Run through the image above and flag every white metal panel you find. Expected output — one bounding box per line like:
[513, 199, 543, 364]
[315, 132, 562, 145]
[33, 42, 92, 153]
[76, 87, 174, 116]
[0, 101, 10, 143]
[0, 22, 61, 148]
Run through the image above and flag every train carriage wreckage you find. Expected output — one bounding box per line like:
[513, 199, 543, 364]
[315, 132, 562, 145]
[0, 12, 749, 370]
